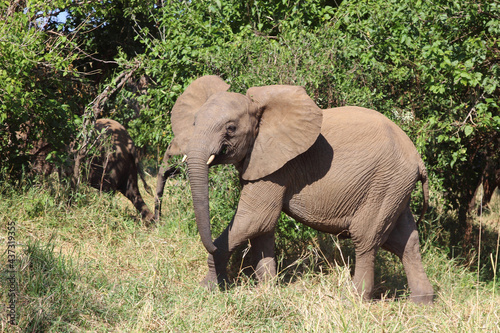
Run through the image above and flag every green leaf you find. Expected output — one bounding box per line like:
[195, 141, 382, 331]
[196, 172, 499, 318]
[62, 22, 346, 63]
[463, 124, 474, 137]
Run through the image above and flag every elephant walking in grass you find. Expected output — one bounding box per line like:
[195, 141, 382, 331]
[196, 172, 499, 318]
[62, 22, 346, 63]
[155, 76, 434, 304]
[88, 119, 154, 223]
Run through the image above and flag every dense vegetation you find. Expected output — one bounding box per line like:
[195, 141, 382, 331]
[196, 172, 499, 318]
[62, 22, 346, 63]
[1, 0, 499, 330]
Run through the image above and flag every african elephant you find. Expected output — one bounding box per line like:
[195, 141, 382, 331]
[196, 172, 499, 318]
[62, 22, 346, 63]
[87, 119, 154, 222]
[155, 75, 434, 304]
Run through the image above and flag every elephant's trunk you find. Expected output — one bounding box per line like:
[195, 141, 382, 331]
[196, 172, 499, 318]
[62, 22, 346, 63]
[187, 151, 217, 254]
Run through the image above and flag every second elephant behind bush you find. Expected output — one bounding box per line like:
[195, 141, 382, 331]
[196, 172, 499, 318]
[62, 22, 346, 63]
[85, 119, 154, 222]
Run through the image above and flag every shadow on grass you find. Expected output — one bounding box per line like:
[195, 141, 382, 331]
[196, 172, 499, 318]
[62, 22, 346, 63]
[225, 233, 427, 302]
[1, 238, 114, 331]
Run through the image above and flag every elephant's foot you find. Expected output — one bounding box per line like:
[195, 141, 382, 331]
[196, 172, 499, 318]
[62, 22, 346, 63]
[409, 280, 434, 304]
[254, 257, 277, 285]
[353, 285, 373, 302]
[201, 250, 230, 291]
[410, 293, 434, 305]
[250, 232, 277, 285]
[200, 272, 229, 291]
[141, 211, 156, 227]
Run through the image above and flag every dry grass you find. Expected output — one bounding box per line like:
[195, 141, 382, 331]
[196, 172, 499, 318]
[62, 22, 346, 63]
[0, 175, 499, 332]
[476, 188, 500, 233]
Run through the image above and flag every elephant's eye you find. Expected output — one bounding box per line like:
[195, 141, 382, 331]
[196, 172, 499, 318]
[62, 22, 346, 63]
[226, 124, 236, 133]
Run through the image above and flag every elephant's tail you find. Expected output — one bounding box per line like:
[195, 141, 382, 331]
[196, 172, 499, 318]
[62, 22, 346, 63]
[417, 159, 429, 225]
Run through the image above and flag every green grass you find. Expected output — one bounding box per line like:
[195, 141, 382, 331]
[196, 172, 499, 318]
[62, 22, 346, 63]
[0, 174, 499, 332]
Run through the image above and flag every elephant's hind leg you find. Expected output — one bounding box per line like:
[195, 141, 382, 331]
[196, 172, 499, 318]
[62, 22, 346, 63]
[352, 246, 378, 301]
[350, 212, 385, 301]
[382, 207, 434, 304]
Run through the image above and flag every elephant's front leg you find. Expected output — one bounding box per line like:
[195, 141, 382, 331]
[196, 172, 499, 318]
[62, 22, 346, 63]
[251, 232, 277, 284]
[200, 226, 232, 290]
[201, 180, 285, 289]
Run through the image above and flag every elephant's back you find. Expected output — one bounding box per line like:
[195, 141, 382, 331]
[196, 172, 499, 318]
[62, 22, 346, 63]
[322, 106, 400, 140]
[96, 118, 126, 137]
[93, 119, 136, 187]
[95, 119, 134, 156]
[321, 106, 419, 162]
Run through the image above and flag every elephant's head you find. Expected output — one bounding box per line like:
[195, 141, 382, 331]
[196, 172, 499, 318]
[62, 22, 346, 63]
[171, 75, 322, 253]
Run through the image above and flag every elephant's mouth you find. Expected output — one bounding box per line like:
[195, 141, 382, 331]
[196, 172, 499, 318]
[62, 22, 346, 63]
[220, 144, 230, 156]
[207, 144, 229, 166]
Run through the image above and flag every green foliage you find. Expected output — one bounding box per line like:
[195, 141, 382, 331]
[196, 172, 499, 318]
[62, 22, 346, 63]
[111, 0, 342, 151]
[208, 165, 241, 237]
[0, 1, 89, 179]
[276, 212, 319, 258]
[356, 0, 500, 245]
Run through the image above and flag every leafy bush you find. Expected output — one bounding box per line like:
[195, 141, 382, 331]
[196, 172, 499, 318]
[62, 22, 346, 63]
[0, 1, 90, 180]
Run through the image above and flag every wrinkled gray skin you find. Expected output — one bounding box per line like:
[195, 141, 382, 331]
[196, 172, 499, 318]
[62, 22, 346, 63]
[88, 119, 154, 222]
[155, 76, 434, 304]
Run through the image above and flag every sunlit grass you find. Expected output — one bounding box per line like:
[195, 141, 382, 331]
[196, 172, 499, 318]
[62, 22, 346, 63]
[0, 175, 499, 331]
[477, 188, 500, 233]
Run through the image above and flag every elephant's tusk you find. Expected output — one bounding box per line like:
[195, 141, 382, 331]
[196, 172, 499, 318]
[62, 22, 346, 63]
[206, 155, 215, 165]
[182, 155, 187, 163]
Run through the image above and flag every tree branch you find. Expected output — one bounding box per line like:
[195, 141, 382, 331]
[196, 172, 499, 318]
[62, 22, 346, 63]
[71, 64, 140, 189]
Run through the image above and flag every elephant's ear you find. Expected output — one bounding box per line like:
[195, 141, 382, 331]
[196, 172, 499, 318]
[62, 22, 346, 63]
[171, 75, 230, 153]
[241, 85, 323, 181]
